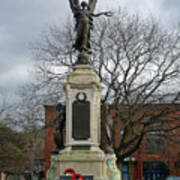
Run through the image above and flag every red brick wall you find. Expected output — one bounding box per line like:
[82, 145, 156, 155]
[44, 105, 58, 179]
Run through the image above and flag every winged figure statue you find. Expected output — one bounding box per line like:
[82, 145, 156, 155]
[68, 0, 112, 63]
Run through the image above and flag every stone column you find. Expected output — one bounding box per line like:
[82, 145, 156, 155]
[64, 65, 102, 152]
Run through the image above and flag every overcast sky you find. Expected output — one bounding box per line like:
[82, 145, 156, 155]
[0, 0, 180, 102]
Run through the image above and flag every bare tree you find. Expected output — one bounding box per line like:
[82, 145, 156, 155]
[29, 9, 180, 164]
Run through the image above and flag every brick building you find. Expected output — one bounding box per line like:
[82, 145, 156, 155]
[44, 105, 57, 177]
[44, 104, 180, 180]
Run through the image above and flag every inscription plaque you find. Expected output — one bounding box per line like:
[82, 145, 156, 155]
[60, 176, 93, 180]
[72, 93, 90, 140]
[72, 145, 90, 150]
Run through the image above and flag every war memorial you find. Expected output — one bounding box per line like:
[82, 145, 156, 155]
[47, 0, 121, 179]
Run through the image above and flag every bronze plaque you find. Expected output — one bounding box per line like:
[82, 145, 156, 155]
[72, 100, 90, 140]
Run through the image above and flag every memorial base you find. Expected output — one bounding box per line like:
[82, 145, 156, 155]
[57, 149, 108, 180]
[47, 150, 121, 180]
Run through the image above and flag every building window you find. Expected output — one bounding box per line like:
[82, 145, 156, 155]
[122, 163, 130, 180]
[146, 133, 164, 155]
[143, 161, 169, 180]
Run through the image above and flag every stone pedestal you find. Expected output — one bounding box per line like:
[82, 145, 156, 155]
[47, 65, 121, 180]
[64, 65, 102, 151]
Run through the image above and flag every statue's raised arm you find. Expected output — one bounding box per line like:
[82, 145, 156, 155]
[89, 0, 97, 13]
[68, 0, 80, 14]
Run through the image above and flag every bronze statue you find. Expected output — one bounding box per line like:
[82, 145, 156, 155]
[51, 103, 66, 154]
[69, 0, 112, 64]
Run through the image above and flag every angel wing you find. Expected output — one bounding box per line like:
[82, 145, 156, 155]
[88, 0, 97, 13]
[68, 0, 80, 14]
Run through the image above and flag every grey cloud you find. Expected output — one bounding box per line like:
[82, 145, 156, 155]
[0, 63, 28, 87]
[0, 0, 68, 53]
[161, 0, 180, 9]
[0, 0, 69, 98]
[159, 0, 180, 25]
[0, 61, 29, 98]
[114, 0, 180, 26]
